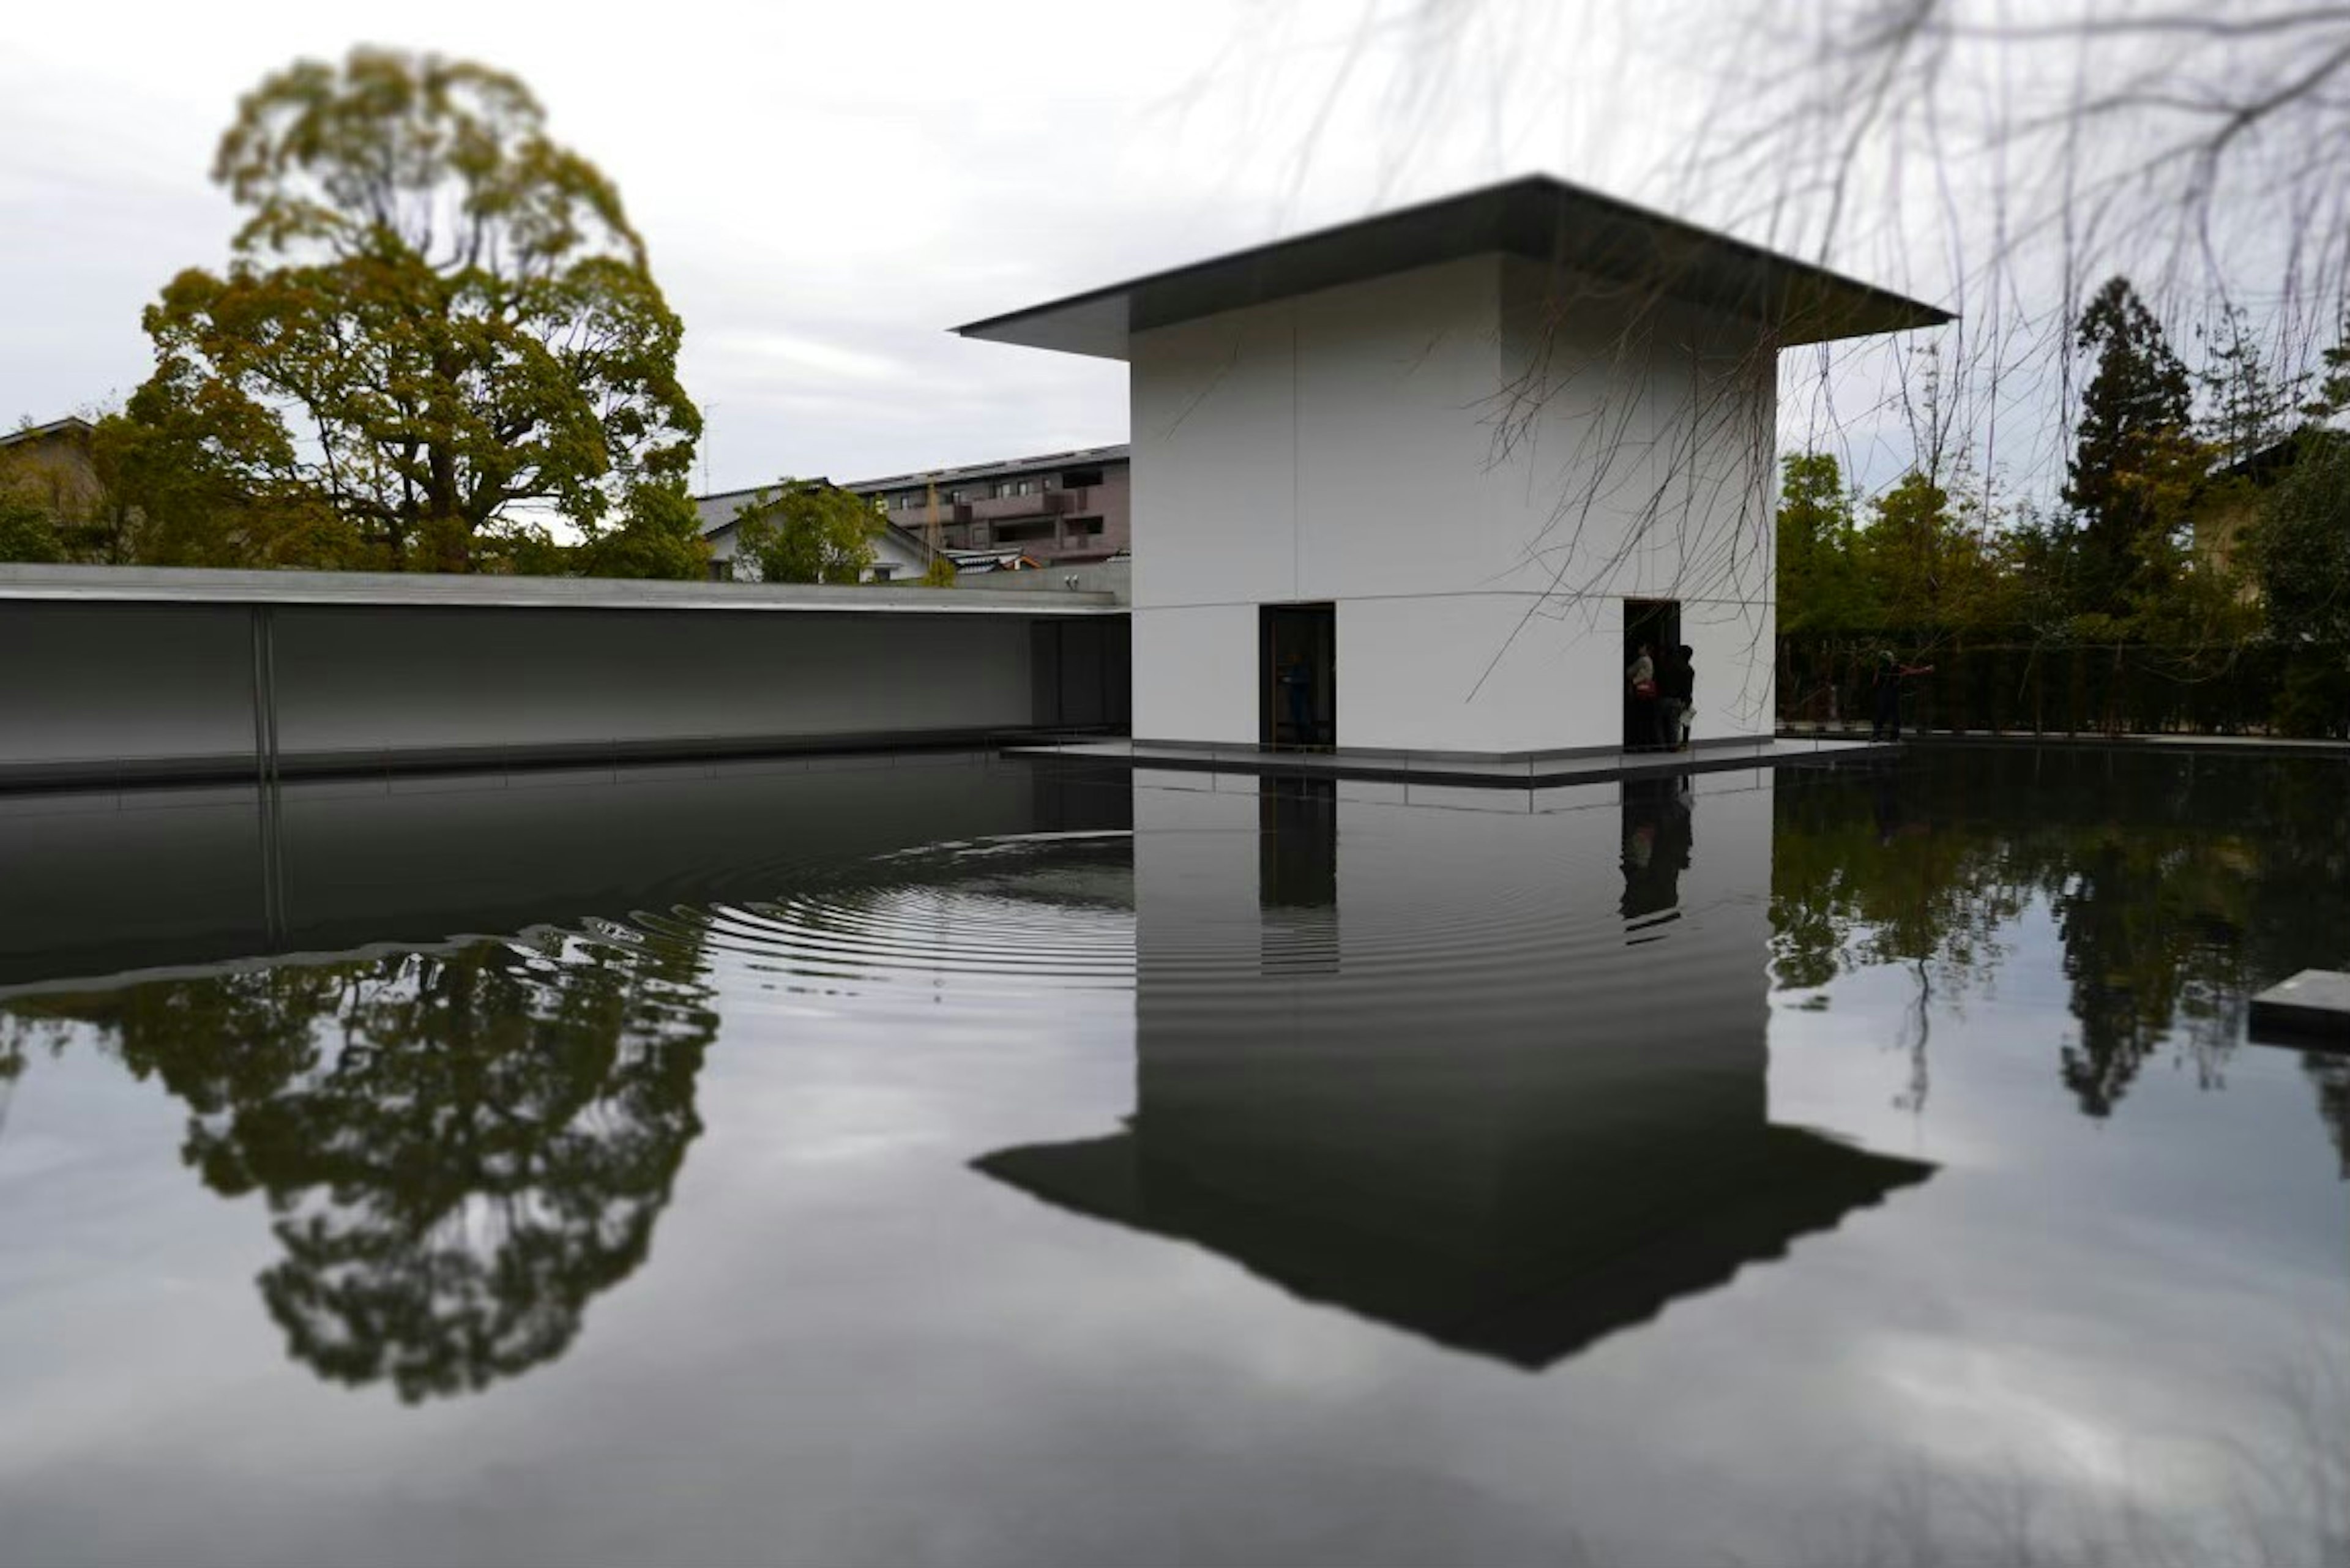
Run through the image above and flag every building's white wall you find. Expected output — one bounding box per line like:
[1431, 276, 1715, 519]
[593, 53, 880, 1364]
[1132, 603, 1257, 745]
[1128, 252, 1780, 752]
[1493, 257, 1780, 741]
[1130, 256, 1508, 748]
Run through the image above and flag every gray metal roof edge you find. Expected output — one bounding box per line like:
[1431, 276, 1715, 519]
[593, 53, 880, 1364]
[950, 172, 1953, 350]
[0, 563, 1121, 614]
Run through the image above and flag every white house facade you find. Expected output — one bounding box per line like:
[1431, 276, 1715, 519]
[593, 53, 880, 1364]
[692, 488, 940, 586]
[958, 176, 1949, 758]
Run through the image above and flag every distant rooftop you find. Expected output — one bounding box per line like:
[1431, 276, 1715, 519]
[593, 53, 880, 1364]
[0, 416, 94, 449]
[953, 174, 1952, 360]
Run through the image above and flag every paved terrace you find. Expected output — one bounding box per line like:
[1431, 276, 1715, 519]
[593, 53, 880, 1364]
[1008, 735, 1897, 788]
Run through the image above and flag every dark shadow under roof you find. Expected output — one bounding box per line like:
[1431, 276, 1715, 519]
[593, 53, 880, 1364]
[953, 174, 1951, 360]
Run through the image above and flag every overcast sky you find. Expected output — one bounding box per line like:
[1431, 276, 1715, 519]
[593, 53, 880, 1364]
[6, 0, 1807, 496]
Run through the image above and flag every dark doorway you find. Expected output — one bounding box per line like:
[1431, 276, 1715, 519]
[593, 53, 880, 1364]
[1261, 603, 1335, 749]
[1258, 777, 1339, 976]
[1622, 599, 1681, 751]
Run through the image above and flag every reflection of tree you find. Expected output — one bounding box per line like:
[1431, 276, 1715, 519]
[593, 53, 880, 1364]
[2309, 1059, 2350, 1182]
[1770, 765, 2026, 996]
[11, 925, 717, 1401]
[1773, 752, 2350, 1126]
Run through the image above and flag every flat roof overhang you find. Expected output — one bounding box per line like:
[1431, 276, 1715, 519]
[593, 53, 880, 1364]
[953, 174, 1952, 360]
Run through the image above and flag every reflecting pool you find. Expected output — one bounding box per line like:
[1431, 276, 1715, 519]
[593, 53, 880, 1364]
[0, 747, 2343, 1567]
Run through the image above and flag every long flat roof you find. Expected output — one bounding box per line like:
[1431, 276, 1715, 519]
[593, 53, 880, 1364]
[0, 564, 1121, 616]
[953, 174, 1951, 359]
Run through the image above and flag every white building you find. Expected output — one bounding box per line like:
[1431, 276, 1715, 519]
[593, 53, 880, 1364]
[957, 176, 1947, 758]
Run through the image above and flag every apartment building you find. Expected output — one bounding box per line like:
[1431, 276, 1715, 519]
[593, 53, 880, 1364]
[854, 444, 1129, 565]
[695, 444, 1128, 580]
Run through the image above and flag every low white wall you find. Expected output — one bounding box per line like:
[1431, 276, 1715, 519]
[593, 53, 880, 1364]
[0, 595, 1125, 785]
[272, 607, 1035, 755]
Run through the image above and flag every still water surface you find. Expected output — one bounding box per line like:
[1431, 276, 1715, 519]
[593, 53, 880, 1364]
[0, 748, 2343, 1566]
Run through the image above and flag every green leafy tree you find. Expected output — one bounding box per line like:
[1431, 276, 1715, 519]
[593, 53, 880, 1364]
[2255, 431, 2350, 734]
[119, 48, 699, 572]
[733, 480, 879, 584]
[1774, 452, 1874, 632]
[91, 403, 369, 569]
[0, 496, 64, 563]
[573, 478, 710, 580]
[2261, 434, 2350, 646]
[2062, 277, 2203, 619]
[1855, 470, 2015, 633]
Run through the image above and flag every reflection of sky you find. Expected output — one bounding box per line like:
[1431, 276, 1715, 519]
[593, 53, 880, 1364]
[1767, 898, 2349, 1559]
[0, 781, 2344, 1567]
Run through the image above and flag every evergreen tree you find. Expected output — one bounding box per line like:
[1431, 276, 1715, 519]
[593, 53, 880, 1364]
[2196, 306, 2298, 468]
[2062, 277, 2200, 618]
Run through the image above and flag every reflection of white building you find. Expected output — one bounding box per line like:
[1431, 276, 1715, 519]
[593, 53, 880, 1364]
[959, 177, 1947, 757]
[980, 771, 1933, 1368]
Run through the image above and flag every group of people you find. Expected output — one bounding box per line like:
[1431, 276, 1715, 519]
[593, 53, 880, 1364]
[1625, 641, 1696, 752]
[1627, 643, 1934, 752]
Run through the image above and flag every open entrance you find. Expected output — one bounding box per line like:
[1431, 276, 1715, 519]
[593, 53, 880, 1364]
[1622, 598, 1681, 751]
[1260, 603, 1335, 750]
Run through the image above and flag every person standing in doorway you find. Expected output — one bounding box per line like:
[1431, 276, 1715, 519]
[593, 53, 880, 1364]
[1279, 654, 1316, 748]
[1662, 643, 1696, 752]
[1870, 650, 1936, 742]
[1627, 642, 1660, 751]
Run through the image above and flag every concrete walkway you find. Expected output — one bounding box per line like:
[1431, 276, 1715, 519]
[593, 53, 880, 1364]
[1781, 725, 2350, 759]
[1007, 735, 1897, 788]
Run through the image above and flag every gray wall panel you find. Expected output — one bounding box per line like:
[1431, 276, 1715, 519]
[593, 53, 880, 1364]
[270, 608, 1037, 753]
[0, 603, 255, 766]
[0, 599, 1125, 786]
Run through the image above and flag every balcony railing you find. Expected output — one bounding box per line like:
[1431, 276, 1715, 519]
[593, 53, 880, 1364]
[954, 489, 1072, 522]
